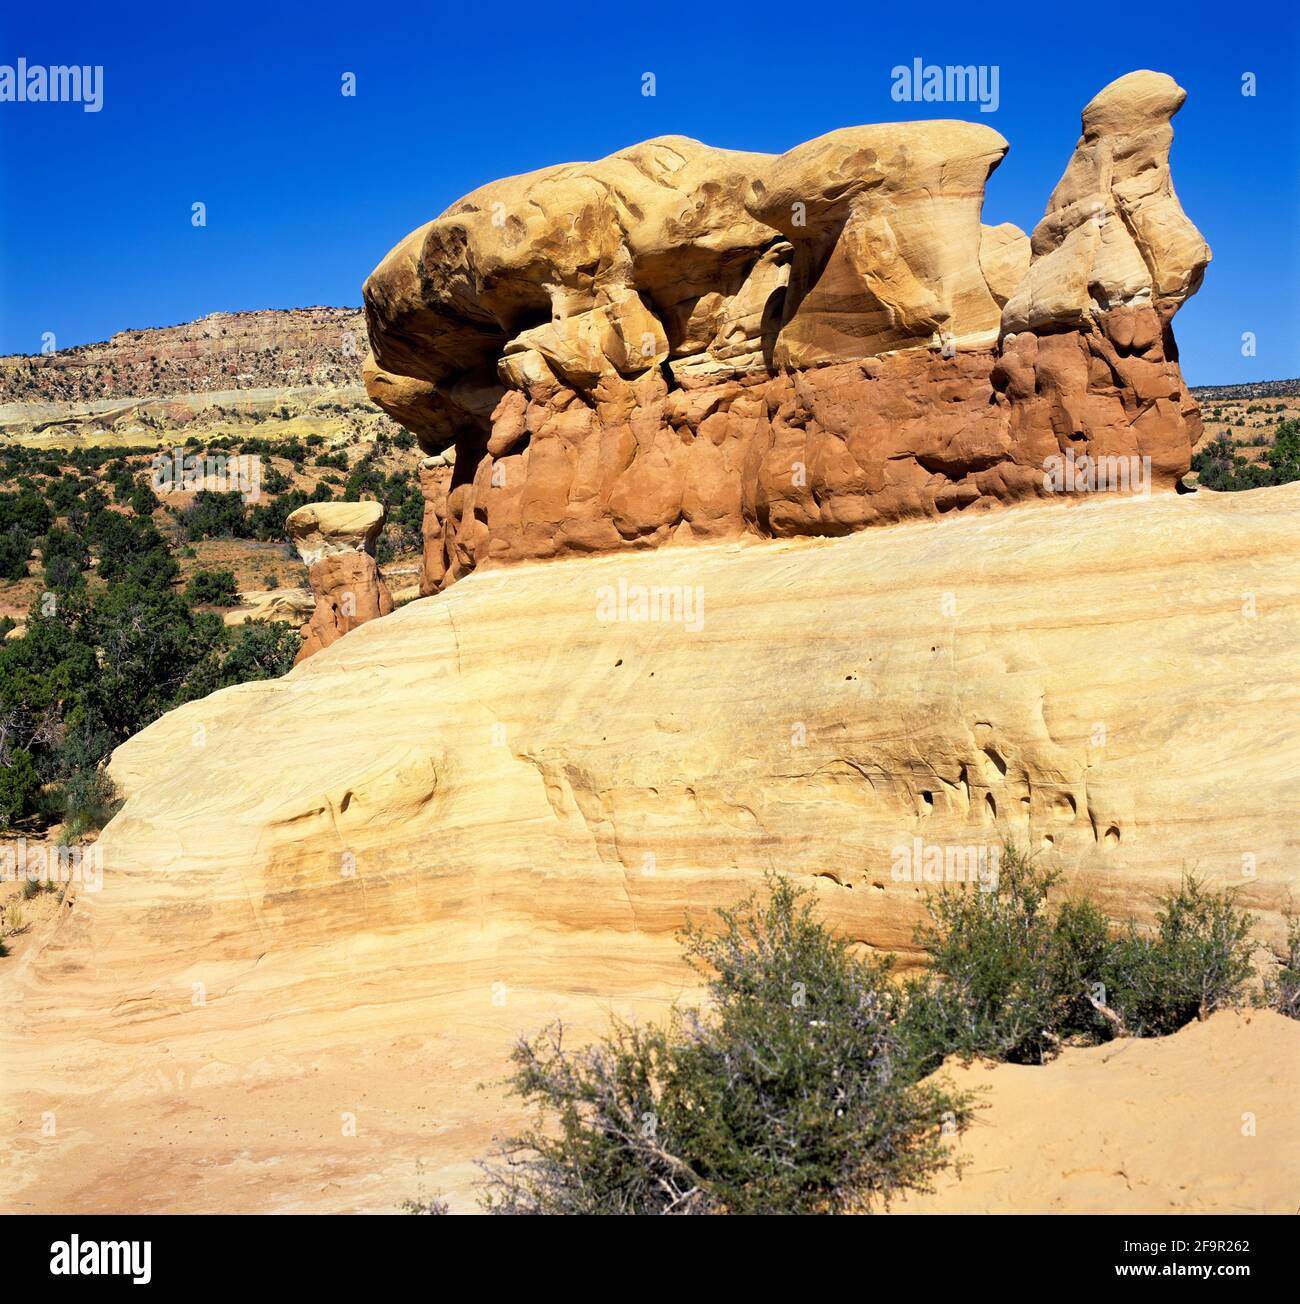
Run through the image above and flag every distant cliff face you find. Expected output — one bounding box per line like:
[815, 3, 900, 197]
[0, 307, 367, 404]
[363, 71, 1210, 596]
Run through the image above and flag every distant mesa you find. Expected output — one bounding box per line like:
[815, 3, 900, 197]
[0, 307, 392, 448]
[363, 70, 1210, 596]
[0, 306, 367, 404]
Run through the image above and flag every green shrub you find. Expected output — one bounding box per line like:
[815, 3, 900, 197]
[0, 489, 52, 537]
[180, 490, 250, 541]
[42, 526, 90, 574]
[0, 745, 41, 829]
[1268, 914, 1300, 1020]
[1192, 419, 1300, 491]
[907, 851, 1256, 1061]
[1103, 877, 1255, 1035]
[905, 846, 1102, 1064]
[130, 481, 160, 517]
[44, 553, 86, 592]
[483, 876, 970, 1215]
[401, 1196, 449, 1214]
[261, 465, 291, 495]
[91, 515, 177, 588]
[216, 621, 300, 684]
[0, 526, 31, 580]
[185, 569, 240, 607]
[56, 766, 121, 839]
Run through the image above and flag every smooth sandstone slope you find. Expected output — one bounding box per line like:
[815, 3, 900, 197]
[2, 483, 1297, 1213]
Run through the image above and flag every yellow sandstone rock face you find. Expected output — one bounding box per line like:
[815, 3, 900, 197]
[1, 483, 1297, 1212]
[1002, 70, 1210, 335]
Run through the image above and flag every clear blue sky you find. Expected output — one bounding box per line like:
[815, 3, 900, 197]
[1, 1, 1297, 384]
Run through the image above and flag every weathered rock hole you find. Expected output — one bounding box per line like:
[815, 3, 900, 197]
[1104, 824, 1121, 846]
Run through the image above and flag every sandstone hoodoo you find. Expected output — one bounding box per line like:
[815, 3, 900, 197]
[286, 500, 394, 661]
[363, 70, 1210, 596]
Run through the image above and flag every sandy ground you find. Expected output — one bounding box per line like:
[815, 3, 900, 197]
[899, 1010, 1300, 1213]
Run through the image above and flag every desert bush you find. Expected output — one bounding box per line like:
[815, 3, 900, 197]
[185, 569, 240, 607]
[44, 553, 86, 592]
[906, 850, 1256, 1061]
[0, 745, 40, 829]
[0, 526, 31, 580]
[1191, 419, 1300, 491]
[179, 490, 250, 540]
[261, 465, 291, 495]
[130, 481, 160, 517]
[91, 515, 177, 588]
[401, 1196, 449, 1214]
[0, 489, 52, 537]
[42, 526, 90, 573]
[483, 876, 970, 1215]
[215, 621, 300, 685]
[904, 846, 1104, 1064]
[57, 765, 121, 840]
[1266, 913, 1300, 1020]
[1102, 877, 1255, 1035]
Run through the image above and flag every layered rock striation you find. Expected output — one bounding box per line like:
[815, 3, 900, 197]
[3, 483, 1296, 1212]
[364, 71, 1210, 595]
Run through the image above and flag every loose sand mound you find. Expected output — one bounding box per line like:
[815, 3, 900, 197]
[900, 1010, 1300, 1214]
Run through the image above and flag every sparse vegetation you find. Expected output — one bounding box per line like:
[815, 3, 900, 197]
[483, 856, 1262, 1213]
[904, 848, 1256, 1064]
[0, 426, 418, 843]
[483, 876, 974, 1215]
[1191, 417, 1300, 491]
[1266, 912, 1300, 1021]
[0, 439, 327, 836]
